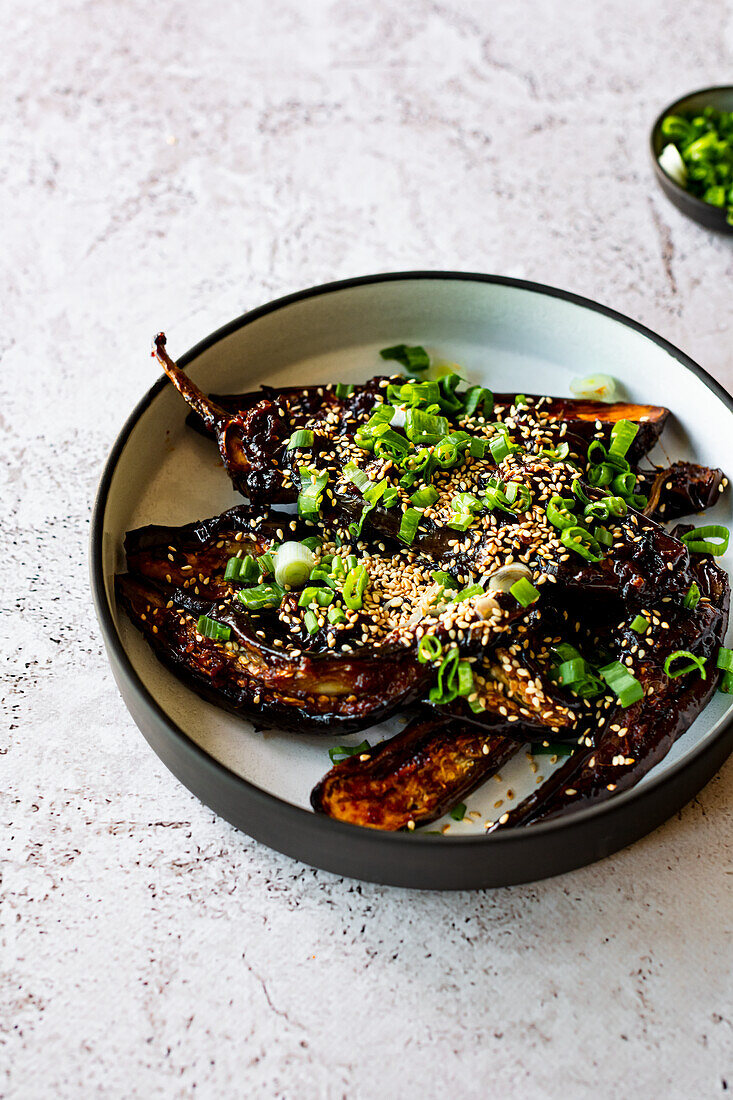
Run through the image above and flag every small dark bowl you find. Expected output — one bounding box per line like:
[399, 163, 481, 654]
[650, 85, 733, 234]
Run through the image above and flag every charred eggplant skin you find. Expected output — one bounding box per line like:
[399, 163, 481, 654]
[311, 710, 518, 829]
[640, 460, 727, 522]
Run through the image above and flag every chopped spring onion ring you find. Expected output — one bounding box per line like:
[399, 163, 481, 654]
[335, 383, 354, 398]
[298, 586, 330, 608]
[489, 434, 511, 463]
[411, 485, 439, 508]
[447, 492, 483, 531]
[569, 373, 618, 403]
[598, 661, 644, 707]
[664, 650, 707, 680]
[658, 142, 688, 186]
[612, 471, 636, 497]
[449, 802, 467, 822]
[342, 565, 369, 610]
[680, 525, 730, 556]
[557, 658, 586, 685]
[303, 609, 320, 635]
[257, 552, 275, 576]
[237, 583, 285, 610]
[510, 577, 540, 607]
[608, 419, 639, 458]
[398, 507, 421, 544]
[329, 740, 371, 764]
[561, 526, 603, 562]
[438, 372, 464, 412]
[287, 429, 315, 450]
[684, 582, 701, 609]
[196, 615, 231, 642]
[546, 495, 577, 530]
[719, 671, 733, 694]
[274, 541, 316, 588]
[716, 646, 733, 672]
[405, 407, 449, 446]
[630, 614, 649, 633]
[379, 344, 430, 373]
[463, 385, 494, 417]
[453, 583, 484, 602]
[541, 441, 570, 462]
[224, 555, 259, 583]
[431, 570, 459, 590]
[595, 526, 613, 548]
[418, 634, 443, 663]
[297, 467, 329, 520]
[301, 535, 323, 552]
[328, 605, 347, 625]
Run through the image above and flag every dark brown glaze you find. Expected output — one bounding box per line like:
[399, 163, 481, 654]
[509, 396, 668, 463]
[310, 710, 519, 829]
[116, 573, 429, 734]
[488, 549, 730, 830]
[640, 460, 727, 522]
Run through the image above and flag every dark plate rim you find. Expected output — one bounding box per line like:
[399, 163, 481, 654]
[90, 269, 733, 852]
[649, 84, 733, 225]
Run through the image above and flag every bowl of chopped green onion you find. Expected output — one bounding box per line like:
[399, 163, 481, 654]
[651, 86, 733, 232]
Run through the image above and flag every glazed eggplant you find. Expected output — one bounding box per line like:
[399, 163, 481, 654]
[114, 336, 731, 832]
[311, 710, 520, 830]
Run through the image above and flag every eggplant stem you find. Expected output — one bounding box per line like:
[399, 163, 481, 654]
[153, 332, 226, 432]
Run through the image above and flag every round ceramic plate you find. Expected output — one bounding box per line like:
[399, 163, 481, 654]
[91, 272, 733, 889]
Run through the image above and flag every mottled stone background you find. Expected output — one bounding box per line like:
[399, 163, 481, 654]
[3, 1, 733, 1097]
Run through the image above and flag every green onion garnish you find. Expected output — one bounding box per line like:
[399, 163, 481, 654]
[224, 555, 259, 583]
[680, 525, 730, 556]
[541, 441, 570, 462]
[530, 742, 576, 756]
[417, 634, 443, 663]
[489, 434, 511, 463]
[303, 609, 320, 635]
[196, 615, 231, 642]
[716, 646, 733, 672]
[379, 344, 430, 373]
[342, 564, 369, 610]
[510, 577, 540, 607]
[428, 645, 460, 704]
[257, 552, 275, 576]
[630, 614, 649, 633]
[720, 671, 733, 694]
[328, 605, 347, 625]
[453, 583, 484, 602]
[598, 660, 644, 707]
[595, 527, 613, 548]
[297, 466, 329, 520]
[463, 385, 494, 418]
[410, 485, 438, 508]
[287, 429, 314, 450]
[546, 495, 577, 530]
[398, 507, 421, 544]
[608, 419, 639, 458]
[664, 650, 707, 680]
[328, 740, 371, 764]
[335, 383, 354, 399]
[450, 802, 467, 822]
[237, 583, 285, 610]
[560, 526, 603, 562]
[683, 582, 701, 609]
[274, 541, 316, 588]
[343, 462, 371, 494]
[405, 407, 449, 446]
[431, 570, 459, 590]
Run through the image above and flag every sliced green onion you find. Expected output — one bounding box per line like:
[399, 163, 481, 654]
[287, 429, 314, 450]
[569, 373, 618, 403]
[684, 582, 701, 609]
[438, 372, 464, 412]
[274, 541, 316, 588]
[719, 670, 733, 694]
[510, 577, 540, 607]
[374, 428, 411, 458]
[680, 525, 730, 556]
[224, 555, 259, 583]
[328, 605, 347, 625]
[257, 552, 275, 576]
[546, 495, 577, 530]
[560, 526, 603, 563]
[411, 485, 438, 508]
[328, 739, 371, 764]
[335, 383, 354, 399]
[342, 565, 369, 610]
[453, 583, 484, 602]
[449, 802, 467, 822]
[530, 742, 576, 756]
[418, 634, 443, 663]
[196, 615, 231, 642]
[608, 419, 639, 458]
[630, 614, 649, 633]
[379, 344, 430, 373]
[297, 466, 329, 520]
[468, 437, 487, 458]
[447, 492, 483, 531]
[664, 650, 707, 680]
[595, 526, 613, 548]
[387, 380, 441, 408]
[558, 658, 586, 685]
[588, 463, 614, 488]
[428, 645, 461, 705]
[489, 434, 511, 463]
[303, 609, 320, 635]
[405, 407, 449, 446]
[541, 441, 570, 462]
[612, 471, 636, 497]
[309, 566, 337, 588]
[598, 661, 644, 707]
[343, 462, 371, 493]
[463, 385, 494, 418]
[237, 583, 285, 610]
[716, 646, 733, 672]
[456, 660, 474, 697]
[398, 507, 421, 544]
[431, 570, 459, 590]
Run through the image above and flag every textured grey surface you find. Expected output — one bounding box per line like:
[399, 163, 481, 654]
[3, 1, 733, 1097]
